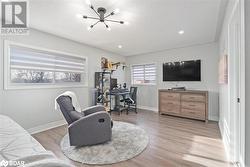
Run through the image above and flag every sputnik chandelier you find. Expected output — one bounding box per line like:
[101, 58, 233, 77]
[81, 0, 128, 31]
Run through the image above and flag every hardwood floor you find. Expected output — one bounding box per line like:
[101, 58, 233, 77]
[33, 109, 232, 167]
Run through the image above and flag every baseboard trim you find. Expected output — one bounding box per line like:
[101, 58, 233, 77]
[137, 105, 158, 113]
[28, 119, 67, 135]
[209, 115, 219, 122]
[138, 105, 218, 121]
[239, 157, 245, 167]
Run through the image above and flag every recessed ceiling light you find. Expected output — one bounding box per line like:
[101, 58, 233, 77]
[118, 45, 123, 49]
[178, 30, 184, 35]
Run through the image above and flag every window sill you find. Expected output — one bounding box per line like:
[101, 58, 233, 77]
[4, 84, 88, 90]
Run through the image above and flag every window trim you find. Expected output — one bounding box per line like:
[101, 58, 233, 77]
[130, 63, 157, 86]
[4, 40, 88, 90]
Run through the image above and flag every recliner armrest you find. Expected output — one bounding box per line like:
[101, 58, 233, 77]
[82, 105, 106, 115]
[70, 111, 111, 127]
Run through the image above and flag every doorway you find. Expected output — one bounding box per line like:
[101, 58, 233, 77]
[228, 0, 245, 166]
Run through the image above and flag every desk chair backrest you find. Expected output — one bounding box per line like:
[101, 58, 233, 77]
[130, 87, 137, 103]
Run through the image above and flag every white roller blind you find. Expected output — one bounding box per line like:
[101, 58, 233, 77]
[132, 64, 156, 84]
[10, 46, 86, 74]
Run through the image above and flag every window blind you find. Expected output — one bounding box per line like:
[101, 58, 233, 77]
[132, 64, 156, 84]
[10, 46, 86, 74]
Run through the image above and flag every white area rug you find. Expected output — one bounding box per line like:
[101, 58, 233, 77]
[60, 121, 149, 165]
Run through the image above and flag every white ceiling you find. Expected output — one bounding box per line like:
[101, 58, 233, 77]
[30, 0, 227, 56]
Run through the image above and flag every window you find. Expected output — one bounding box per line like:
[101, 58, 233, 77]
[131, 64, 156, 85]
[4, 41, 87, 89]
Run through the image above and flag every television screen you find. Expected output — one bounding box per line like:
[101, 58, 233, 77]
[163, 60, 201, 81]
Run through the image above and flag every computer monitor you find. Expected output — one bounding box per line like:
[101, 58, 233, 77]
[110, 78, 118, 90]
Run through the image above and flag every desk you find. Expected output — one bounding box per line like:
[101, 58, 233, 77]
[109, 89, 130, 114]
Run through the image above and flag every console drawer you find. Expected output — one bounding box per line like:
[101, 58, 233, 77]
[181, 94, 206, 102]
[181, 108, 205, 120]
[160, 100, 180, 114]
[160, 104, 180, 114]
[159, 92, 180, 101]
[158, 90, 208, 121]
[160, 99, 180, 106]
[181, 101, 205, 111]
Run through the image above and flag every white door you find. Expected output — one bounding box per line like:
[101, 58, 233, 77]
[228, 0, 245, 165]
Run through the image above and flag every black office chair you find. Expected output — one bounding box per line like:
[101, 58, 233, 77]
[121, 87, 138, 114]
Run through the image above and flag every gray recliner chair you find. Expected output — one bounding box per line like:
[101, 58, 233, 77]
[56, 95, 112, 147]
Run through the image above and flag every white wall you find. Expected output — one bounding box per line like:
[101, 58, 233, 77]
[0, 29, 125, 130]
[218, 0, 234, 161]
[125, 43, 220, 121]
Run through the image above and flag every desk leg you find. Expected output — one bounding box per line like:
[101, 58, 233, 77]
[114, 94, 121, 115]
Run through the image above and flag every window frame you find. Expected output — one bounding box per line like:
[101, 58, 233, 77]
[131, 63, 157, 86]
[4, 40, 88, 90]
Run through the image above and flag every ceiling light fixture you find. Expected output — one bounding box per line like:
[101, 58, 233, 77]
[81, 0, 127, 30]
[86, 0, 91, 6]
[178, 30, 184, 35]
[114, 8, 120, 14]
[118, 45, 123, 49]
[87, 26, 92, 31]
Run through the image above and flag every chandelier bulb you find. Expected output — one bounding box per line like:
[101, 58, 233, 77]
[124, 21, 129, 25]
[87, 25, 93, 31]
[114, 8, 120, 14]
[86, 0, 91, 6]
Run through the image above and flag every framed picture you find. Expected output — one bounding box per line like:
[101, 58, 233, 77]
[219, 55, 228, 84]
[101, 57, 109, 69]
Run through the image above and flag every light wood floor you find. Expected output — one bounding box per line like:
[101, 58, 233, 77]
[33, 109, 232, 167]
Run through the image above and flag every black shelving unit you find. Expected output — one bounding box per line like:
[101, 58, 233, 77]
[95, 72, 112, 111]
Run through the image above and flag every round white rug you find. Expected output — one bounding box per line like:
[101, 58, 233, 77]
[60, 121, 149, 165]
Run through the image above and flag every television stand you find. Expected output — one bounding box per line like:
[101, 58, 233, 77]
[158, 89, 208, 122]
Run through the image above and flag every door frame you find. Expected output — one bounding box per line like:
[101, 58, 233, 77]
[227, 0, 245, 166]
[239, 0, 245, 166]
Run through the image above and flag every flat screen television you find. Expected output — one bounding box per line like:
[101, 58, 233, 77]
[163, 60, 201, 81]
